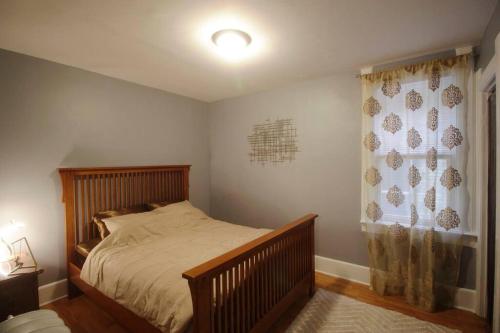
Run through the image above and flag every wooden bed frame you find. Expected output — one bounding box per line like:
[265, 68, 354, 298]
[59, 165, 317, 333]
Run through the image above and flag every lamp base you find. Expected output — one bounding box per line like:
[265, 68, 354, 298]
[0, 257, 21, 277]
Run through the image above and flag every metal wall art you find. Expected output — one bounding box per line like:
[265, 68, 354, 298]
[248, 118, 298, 165]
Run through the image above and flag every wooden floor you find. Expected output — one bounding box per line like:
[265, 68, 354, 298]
[43, 272, 487, 333]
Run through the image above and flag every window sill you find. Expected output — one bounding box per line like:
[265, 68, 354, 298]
[359, 222, 478, 248]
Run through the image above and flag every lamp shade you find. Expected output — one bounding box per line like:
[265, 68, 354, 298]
[0, 237, 14, 276]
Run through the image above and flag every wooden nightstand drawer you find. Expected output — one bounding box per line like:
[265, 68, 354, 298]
[0, 271, 41, 321]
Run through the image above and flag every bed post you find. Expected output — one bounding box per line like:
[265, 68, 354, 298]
[310, 221, 316, 297]
[187, 277, 212, 333]
[183, 166, 190, 200]
[59, 170, 81, 298]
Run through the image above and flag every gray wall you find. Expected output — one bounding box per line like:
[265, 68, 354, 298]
[208, 74, 475, 289]
[209, 74, 367, 267]
[0, 49, 210, 285]
[477, 0, 500, 69]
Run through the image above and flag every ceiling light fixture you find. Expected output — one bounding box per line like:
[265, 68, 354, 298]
[211, 29, 252, 59]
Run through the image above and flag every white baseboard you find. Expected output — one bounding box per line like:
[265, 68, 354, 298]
[453, 287, 477, 312]
[316, 255, 370, 285]
[315, 255, 476, 313]
[39, 279, 67, 306]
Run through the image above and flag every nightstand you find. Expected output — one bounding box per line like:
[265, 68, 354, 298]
[0, 268, 43, 321]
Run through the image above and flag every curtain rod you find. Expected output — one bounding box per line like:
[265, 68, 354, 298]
[355, 45, 473, 78]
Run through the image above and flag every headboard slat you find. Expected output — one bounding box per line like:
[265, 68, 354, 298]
[59, 165, 191, 260]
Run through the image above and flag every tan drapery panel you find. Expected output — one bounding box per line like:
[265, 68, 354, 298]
[361, 55, 470, 311]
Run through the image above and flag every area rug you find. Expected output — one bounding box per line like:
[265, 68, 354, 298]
[286, 289, 460, 333]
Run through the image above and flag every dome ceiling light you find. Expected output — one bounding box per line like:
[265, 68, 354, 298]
[211, 29, 252, 59]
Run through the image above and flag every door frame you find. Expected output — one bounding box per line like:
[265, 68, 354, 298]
[476, 32, 500, 332]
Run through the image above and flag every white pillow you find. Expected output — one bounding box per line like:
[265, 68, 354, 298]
[152, 200, 209, 219]
[102, 218, 126, 234]
[102, 210, 155, 234]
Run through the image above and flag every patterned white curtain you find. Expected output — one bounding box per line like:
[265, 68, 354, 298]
[361, 55, 471, 311]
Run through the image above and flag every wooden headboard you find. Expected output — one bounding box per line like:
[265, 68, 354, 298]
[59, 165, 190, 263]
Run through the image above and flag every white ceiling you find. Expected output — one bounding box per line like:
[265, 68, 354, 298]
[0, 0, 496, 102]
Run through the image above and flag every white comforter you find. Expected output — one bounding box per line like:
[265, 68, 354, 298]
[80, 201, 270, 333]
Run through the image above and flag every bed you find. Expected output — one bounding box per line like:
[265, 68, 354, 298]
[59, 165, 317, 333]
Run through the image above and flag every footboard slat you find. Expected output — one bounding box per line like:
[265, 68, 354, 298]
[183, 214, 317, 333]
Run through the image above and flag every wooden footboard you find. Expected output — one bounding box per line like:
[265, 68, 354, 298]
[183, 214, 317, 333]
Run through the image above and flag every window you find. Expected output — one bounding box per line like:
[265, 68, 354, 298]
[361, 55, 470, 234]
